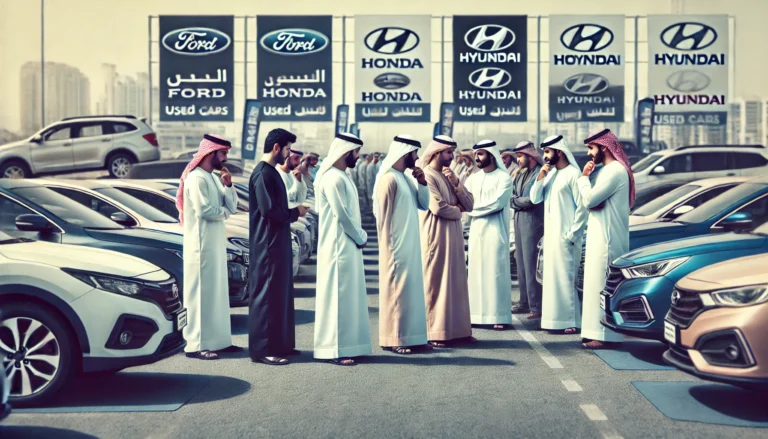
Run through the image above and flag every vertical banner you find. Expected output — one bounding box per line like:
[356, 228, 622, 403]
[241, 100, 263, 160]
[335, 105, 349, 134]
[159, 16, 235, 121]
[433, 123, 440, 137]
[549, 16, 625, 123]
[636, 98, 655, 153]
[349, 123, 360, 137]
[439, 102, 456, 137]
[257, 16, 333, 121]
[355, 15, 431, 123]
[648, 16, 728, 126]
[453, 16, 527, 122]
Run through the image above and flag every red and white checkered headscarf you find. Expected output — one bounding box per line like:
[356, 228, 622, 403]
[175, 134, 232, 225]
[584, 128, 636, 209]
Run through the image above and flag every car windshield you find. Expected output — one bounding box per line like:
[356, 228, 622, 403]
[632, 184, 700, 216]
[11, 187, 123, 229]
[93, 187, 178, 223]
[631, 153, 664, 173]
[677, 183, 760, 224]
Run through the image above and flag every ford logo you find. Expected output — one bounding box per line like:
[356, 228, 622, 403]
[464, 24, 516, 52]
[162, 27, 231, 56]
[666, 70, 711, 92]
[365, 27, 420, 55]
[560, 24, 614, 52]
[260, 28, 329, 56]
[468, 67, 511, 90]
[661, 22, 717, 51]
[564, 73, 610, 95]
[373, 72, 410, 90]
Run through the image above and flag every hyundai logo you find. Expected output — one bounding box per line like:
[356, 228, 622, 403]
[661, 22, 717, 51]
[365, 27, 420, 55]
[259, 28, 329, 56]
[171, 283, 179, 299]
[671, 289, 680, 305]
[464, 24, 516, 52]
[563, 73, 610, 95]
[162, 27, 231, 56]
[468, 67, 512, 90]
[560, 24, 614, 52]
[666, 70, 711, 92]
[373, 72, 411, 90]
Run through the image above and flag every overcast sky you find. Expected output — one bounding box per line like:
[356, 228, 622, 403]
[1, 0, 766, 133]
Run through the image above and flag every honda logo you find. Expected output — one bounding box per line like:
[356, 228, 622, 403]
[563, 73, 610, 95]
[364, 27, 420, 55]
[661, 22, 717, 51]
[671, 289, 680, 306]
[464, 24, 516, 52]
[666, 70, 711, 92]
[468, 68, 511, 90]
[560, 24, 614, 52]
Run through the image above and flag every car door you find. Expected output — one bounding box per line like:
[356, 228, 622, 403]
[692, 151, 732, 180]
[651, 153, 695, 182]
[29, 124, 75, 173]
[72, 122, 111, 170]
[730, 152, 768, 177]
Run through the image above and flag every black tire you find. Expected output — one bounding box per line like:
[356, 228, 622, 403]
[0, 302, 78, 408]
[107, 153, 136, 179]
[0, 160, 31, 179]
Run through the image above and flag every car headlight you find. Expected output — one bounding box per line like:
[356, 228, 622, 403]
[711, 284, 768, 307]
[166, 248, 183, 259]
[621, 257, 688, 279]
[62, 268, 143, 296]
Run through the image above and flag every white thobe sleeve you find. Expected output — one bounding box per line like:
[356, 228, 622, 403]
[468, 175, 513, 218]
[529, 175, 546, 205]
[577, 164, 620, 210]
[416, 181, 430, 211]
[186, 176, 231, 221]
[327, 175, 368, 246]
[286, 175, 308, 206]
[565, 173, 589, 244]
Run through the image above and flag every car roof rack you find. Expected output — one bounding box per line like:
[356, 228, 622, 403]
[61, 115, 137, 121]
[675, 144, 765, 151]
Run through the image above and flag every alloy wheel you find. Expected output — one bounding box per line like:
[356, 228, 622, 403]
[2, 166, 26, 179]
[111, 158, 132, 178]
[0, 317, 61, 398]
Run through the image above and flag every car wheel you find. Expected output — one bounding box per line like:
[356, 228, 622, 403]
[0, 160, 31, 179]
[0, 302, 78, 408]
[107, 153, 135, 179]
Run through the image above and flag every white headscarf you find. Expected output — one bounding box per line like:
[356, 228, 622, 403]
[314, 132, 363, 190]
[538, 134, 579, 188]
[372, 134, 421, 218]
[472, 139, 506, 171]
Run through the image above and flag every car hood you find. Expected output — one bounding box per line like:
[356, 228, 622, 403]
[0, 139, 29, 151]
[616, 233, 766, 266]
[629, 215, 657, 226]
[0, 240, 165, 278]
[630, 220, 687, 238]
[84, 227, 183, 249]
[679, 253, 768, 291]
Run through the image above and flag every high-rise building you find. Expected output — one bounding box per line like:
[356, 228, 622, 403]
[100, 63, 118, 115]
[742, 100, 763, 144]
[20, 62, 91, 135]
[728, 102, 742, 144]
[113, 72, 149, 118]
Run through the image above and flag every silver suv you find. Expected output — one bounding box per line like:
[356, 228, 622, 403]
[0, 115, 161, 179]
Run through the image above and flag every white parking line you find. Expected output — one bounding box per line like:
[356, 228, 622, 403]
[511, 315, 563, 369]
[580, 404, 608, 421]
[561, 379, 583, 392]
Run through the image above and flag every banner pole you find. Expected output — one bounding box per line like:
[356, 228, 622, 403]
[634, 16, 639, 127]
[441, 16, 445, 102]
[342, 16, 346, 105]
[536, 15, 541, 146]
[147, 15, 152, 125]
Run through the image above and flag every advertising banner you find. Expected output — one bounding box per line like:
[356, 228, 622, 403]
[349, 123, 360, 138]
[257, 16, 333, 122]
[549, 15, 625, 123]
[355, 15, 431, 123]
[636, 98, 655, 153]
[438, 102, 456, 137]
[159, 15, 235, 121]
[648, 15, 728, 126]
[335, 105, 349, 134]
[241, 100, 263, 160]
[453, 15, 527, 122]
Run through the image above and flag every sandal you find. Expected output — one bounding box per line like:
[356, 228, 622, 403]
[327, 358, 356, 366]
[428, 341, 448, 348]
[384, 346, 412, 355]
[564, 327, 581, 335]
[511, 304, 530, 314]
[581, 340, 620, 350]
[493, 324, 509, 331]
[186, 350, 219, 360]
[527, 312, 542, 320]
[253, 356, 289, 365]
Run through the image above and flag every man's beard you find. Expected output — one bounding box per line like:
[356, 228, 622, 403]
[404, 153, 416, 169]
[476, 155, 492, 169]
[287, 160, 298, 171]
[546, 150, 561, 165]
[592, 148, 606, 164]
[346, 153, 357, 168]
[211, 154, 225, 170]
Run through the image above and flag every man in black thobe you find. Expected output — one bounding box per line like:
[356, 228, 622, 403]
[247, 128, 308, 366]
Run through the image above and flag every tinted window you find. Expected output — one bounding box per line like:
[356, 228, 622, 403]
[631, 153, 664, 173]
[93, 187, 178, 223]
[45, 126, 71, 141]
[731, 152, 768, 169]
[692, 152, 728, 172]
[734, 195, 768, 227]
[49, 187, 123, 220]
[106, 122, 138, 134]
[632, 184, 700, 216]
[686, 185, 737, 209]
[117, 187, 179, 218]
[632, 184, 683, 213]
[77, 123, 106, 138]
[0, 195, 36, 233]
[11, 187, 122, 229]
[677, 183, 762, 224]
[660, 154, 693, 174]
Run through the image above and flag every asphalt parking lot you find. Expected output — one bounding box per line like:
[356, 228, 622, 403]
[2, 216, 767, 439]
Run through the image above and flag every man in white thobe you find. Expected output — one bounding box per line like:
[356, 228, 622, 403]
[314, 132, 372, 366]
[465, 139, 514, 329]
[177, 134, 241, 360]
[277, 148, 308, 208]
[530, 135, 589, 334]
[372, 135, 431, 354]
[578, 128, 635, 349]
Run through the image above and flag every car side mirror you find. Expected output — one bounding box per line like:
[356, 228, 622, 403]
[720, 212, 754, 232]
[110, 212, 136, 227]
[651, 165, 666, 175]
[670, 205, 694, 217]
[31, 135, 42, 143]
[15, 214, 53, 233]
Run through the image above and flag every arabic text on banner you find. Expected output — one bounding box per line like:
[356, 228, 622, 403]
[453, 15, 527, 122]
[159, 15, 235, 122]
[257, 16, 333, 122]
[354, 15, 432, 123]
[439, 102, 456, 137]
[549, 15, 625, 123]
[647, 15, 728, 126]
[241, 100, 262, 161]
[636, 98, 655, 153]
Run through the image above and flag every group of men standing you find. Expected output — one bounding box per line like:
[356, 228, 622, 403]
[175, 125, 635, 365]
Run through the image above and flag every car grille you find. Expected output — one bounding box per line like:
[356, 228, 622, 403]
[158, 331, 185, 353]
[604, 266, 625, 297]
[576, 241, 587, 296]
[667, 287, 704, 328]
[618, 297, 652, 323]
[535, 239, 544, 284]
[667, 344, 694, 367]
[144, 278, 183, 317]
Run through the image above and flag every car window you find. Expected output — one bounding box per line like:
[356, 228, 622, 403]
[733, 194, 768, 227]
[0, 195, 37, 234]
[77, 123, 106, 139]
[11, 187, 122, 229]
[49, 187, 123, 219]
[632, 184, 681, 213]
[117, 187, 179, 218]
[731, 152, 768, 169]
[631, 152, 664, 173]
[678, 183, 759, 224]
[658, 154, 692, 174]
[632, 184, 700, 216]
[107, 122, 138, 134]
[45, 126, 71, 141]
[93, 187, 178, 223]
[692, 152, 728, 172]
[686, 185, 737, 209]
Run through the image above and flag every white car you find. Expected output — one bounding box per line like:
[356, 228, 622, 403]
[0, 230, 186, 407]
[629, 177, 749, 226]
